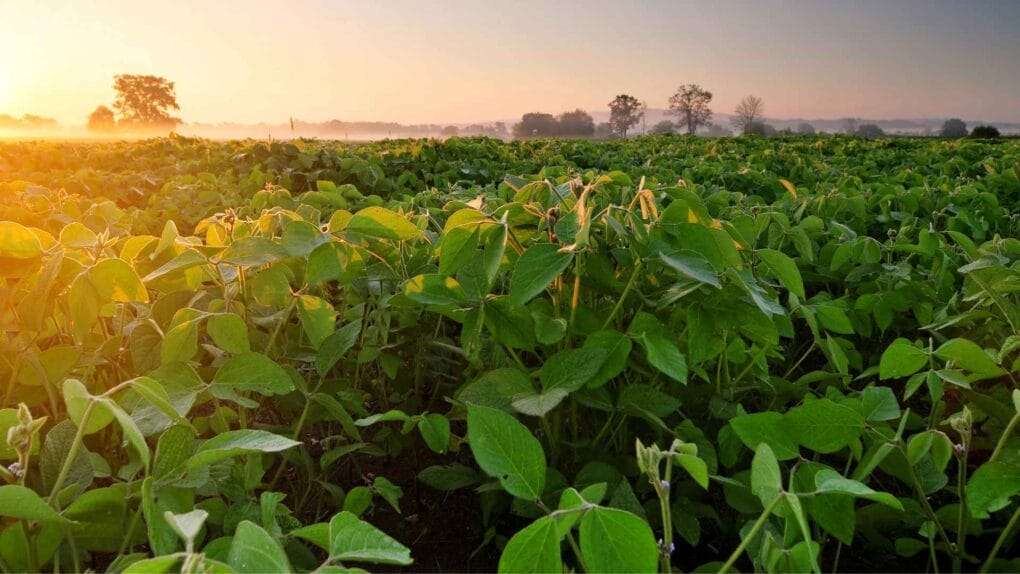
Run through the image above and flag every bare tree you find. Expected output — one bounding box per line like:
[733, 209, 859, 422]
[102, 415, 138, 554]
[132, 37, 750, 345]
[668, 84, 713, 135]
[731, 95, 764, 135]
[608, 94, 644, 138]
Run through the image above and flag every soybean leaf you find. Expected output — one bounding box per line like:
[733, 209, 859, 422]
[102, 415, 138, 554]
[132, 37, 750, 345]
[579, 506, 657, 574]
[786, 398, 865, 454]
[879, 339, 929, 380]
[403, 274, 467, 306]
[328, 511, 412, 565]
[509, 244, 572, 307]
[813, 469, 903, 510]
[498, 516, 562, 574]
[207, 313, 250, 354]
[0, 485, 71, 523]
[188, 430, 301, 470]
[935, 338, 1004, 377]
[417, 414, 450, 454]
[297, 294, 337, 349]
[731, 411, 800, 461]
[758, 248, 805, 298]
[212, 352, 294, 396]
[316, 320, 362, 375]
[228, 521, 291, 573]
[751, 443, 783, 505]
[348, 207, 420, 241]
[466, 404, 546, 500]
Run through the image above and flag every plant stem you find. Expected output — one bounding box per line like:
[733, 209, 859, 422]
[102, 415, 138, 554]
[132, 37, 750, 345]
[268, 393, 314, 490]
[954, 441, 969, 573]
[980, 504, 1020, 573]
[602, 259, 642, 330]
[657, 459, 675, 573]
[48, 400, 94, 507]
[718, 496, 780, 574]
[265, 298, 297, 357]
[989, 413, 1019, 463]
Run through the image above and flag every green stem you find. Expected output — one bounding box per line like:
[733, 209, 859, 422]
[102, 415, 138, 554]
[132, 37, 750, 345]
[114, 505, 144, 562]
[47, 400, 94, 507]
[268, 394, 314, 490]
[601, 259, 642, 330]
[989, 413, 1019, 463]
[954, 442, 969, 573]
[718, 496, 781, 574]
[902, 445, 958, 557]
[265, 298, 297, 357]
[657, 460, 674, 573]
[566, 532, 589, 573]
[980, 504, 1020, 573]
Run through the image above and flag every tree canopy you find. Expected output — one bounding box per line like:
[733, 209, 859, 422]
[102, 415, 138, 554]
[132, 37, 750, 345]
[668, 84, 713, 135]
[608, 94, 643, 137]
[112, 74, 181, 128]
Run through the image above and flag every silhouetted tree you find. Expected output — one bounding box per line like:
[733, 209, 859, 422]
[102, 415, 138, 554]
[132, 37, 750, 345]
[513, 112, 558, 138]
[650, 121, 676, 135]
[731, 95, 764, 135]
[842, 118, 860, 134]
[796, 122, 816, 135]
[608, 94, 643, 137]
[855, 124, 885, 138]
[112, 74, 181, 128]
[87, 106, 116, 132]
[668, 84, 713, 135]
[557, 109, 595, 136]
[441, 125, 459, 137]
[747, 121, 776, 137]
[969, 125, 1000, 138]
[940, 118, 968, 138]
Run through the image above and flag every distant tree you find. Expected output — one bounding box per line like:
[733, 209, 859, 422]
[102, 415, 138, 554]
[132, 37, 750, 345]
[608, 94, 644, 137]
[855, 124, 886, 138]
[668, 84, 714, 135]
[731, 95, 764, 135]
[639, 101, 649, 134]
[649, 120, 676, 135]
[112, 74, 181, 128]
[841, 118, 860, 134]
[594, 122, 614, 138]
[970, 125, 1000, 138]
[940, 118, 968, 138]
[796, 122, 816, 135]
[19, 115, 59, 129]
[557, 109, 595, 136]
[440, 125, 459, 137]
[513, 112, 558, 138]
[705, 123, 733, 137]
[747, 121, 776, 137]
[87, 106, 117, 132]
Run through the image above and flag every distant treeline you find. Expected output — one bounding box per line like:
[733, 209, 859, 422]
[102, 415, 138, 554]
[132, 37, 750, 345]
[0, 114, 60, 130]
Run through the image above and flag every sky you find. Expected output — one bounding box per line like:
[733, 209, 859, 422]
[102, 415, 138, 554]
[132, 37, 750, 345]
[2, 0, 1019, 126]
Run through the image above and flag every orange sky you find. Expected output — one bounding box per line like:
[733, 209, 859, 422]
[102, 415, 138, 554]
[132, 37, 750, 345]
[3, 0, 1019, 126]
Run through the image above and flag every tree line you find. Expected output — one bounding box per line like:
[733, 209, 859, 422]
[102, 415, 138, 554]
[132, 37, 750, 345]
[74, 74, 1006, 140]
[513, 84, 1004, 139]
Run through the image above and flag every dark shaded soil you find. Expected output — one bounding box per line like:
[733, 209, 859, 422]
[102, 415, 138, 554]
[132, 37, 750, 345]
[323, 442, 500, 573]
